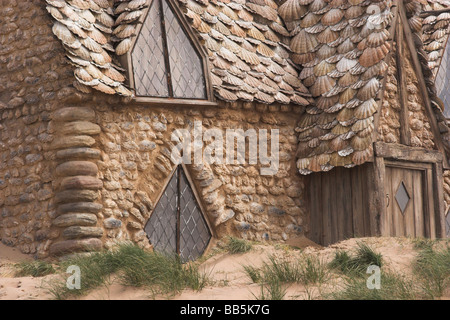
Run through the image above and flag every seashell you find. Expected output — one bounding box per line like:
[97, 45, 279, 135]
[74, 67, 94, 83]
[103, 67, 125, 83]
[361, 60, 388, 80]
[216, 88, 238, 102]
[331, 123, 351, 135]
[115, 38, 132, 56]
[255, 91, 275, 104]
[291, 29, 319, 54]
[297, 158, 310, 170]
[330, 135, 349, 152]
[338, 72, 358, 87]
[291, 53, 315, 64]
[291, 94, 310, 106]
[337, 38, 355, 54]
[310, 76, 336, 97]
[308, 156, 322, 172]
[408, 16, 423, 33]
[357, 123, 375, 138]
[93, 83, 116, 95]
[337, 107, 354, 122]
[313, 60, 335, 77]
[366, 30, 389, 48]
[316, 95, 339, 110]
[356, 78, 380, 100]
[350, 134, 372, 151]
[115, 84, 133, 97]
[278, 0, 307, 22]
[237, 48, 260, 65]
[359, 42, 390, 67]
[352, 147, 372, 165]
[351, 116, 374, 132]
[316, 45, 336, 60]
[429, 51, 441, 61]
[336, 57, 358, 73]
[424, 41, 442, 52]
[257, 43, 275, 57]
[90, 51, 109, 66]
[301, 13, 321, 28]
[338, 146, 354, 157]
[322, 8, 344, 26]
[339, 88, 356, 104]
[310, 0, 327, 12]
[238, 8, 254, 22]
[354, 98, 378, 119]
[317, 27, 339, 43]
[345, 5, 364, 19]
[52, 22, 78, 47]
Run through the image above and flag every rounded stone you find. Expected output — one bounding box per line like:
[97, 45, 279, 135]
[104, 217, 122, 229]
[49, 238, 103, 256]
[52, 107, 95, 122]
[60, 176, 103, 190]
[62, 226, 104, 239]
[55, 190, 99, 204]
[53, 213, 98, 227]
[56, 161, 98, 177]
[56, 202, 103, 215]
[56, 148, 102, 160]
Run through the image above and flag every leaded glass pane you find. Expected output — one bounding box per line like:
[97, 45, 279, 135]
[144, 171, 178, 255]
[435, 39, 450, 118]
[131, 0, 169, 97]
[162, 1, 207, 99]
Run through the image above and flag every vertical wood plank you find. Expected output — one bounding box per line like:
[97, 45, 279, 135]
[385, 166, 393, 236]
[412, 169, 425, 237]
[403, 169, 415, 237]
[427, 167, 436, 238]
[309, 174, 321, 244]
[433, 162, 446, 238]
[322, 172, 331, 246]
[373, 157, 387, 236]
[351, 165, 364, 237]
[330, 168, 339, 244]
[342, 167, 353, 239]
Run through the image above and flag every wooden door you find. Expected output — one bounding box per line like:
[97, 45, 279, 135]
[384, 162, 435, 238]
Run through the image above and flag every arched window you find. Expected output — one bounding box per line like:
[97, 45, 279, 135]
[123, 0, 213, 103]
[435, 38, 450, 118]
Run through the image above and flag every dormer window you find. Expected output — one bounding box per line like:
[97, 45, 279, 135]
[124, 0, 213, 103]
[435, 38, 450, 118]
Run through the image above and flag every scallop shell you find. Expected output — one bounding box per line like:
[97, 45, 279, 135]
[351, 116, 374, 132]
[336, 57, 358, 72]
[291, 29, 320, 54]
[316, 95, 339, 110]
[352, 147, 372, 165]
[337, 107, 354, 122]
[313, 60, 335, 77]
[331, 123, 351, 135]
[115, 38, 132, 56]
[339, 87, 356, 104]
[366, 30, 389, 47]
[317, 27, 339, 43]
[345, 5, 364, 19]
[93, 82, 116, 95]
[316, 45, 337, 60]
[103, 67, 125, 82]
[408, 16, 423, 33]
[52, 22, 78, 47]
[310, 75, 336, 97]
[359, 42, 390, 67]
[354, 98, 378, 119]
[330, 136, 349, 152]
[301, 13, 321, 28]
[297, 158, 311, 170]
[278, 0, 307, 22]
[322, 8, 344, 26]
[350, 134, 372, 151]
[356, 78, 380, 100]
[338, 72, 358, 87]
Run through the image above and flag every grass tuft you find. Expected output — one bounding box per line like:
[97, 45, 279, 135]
[225, 237, 252, 254]
[15, 261, 56, 278]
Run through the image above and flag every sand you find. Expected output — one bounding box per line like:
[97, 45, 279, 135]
[0, 236, 447, 300]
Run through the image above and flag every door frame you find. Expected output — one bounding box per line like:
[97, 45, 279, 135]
[372, 142, 446, 238]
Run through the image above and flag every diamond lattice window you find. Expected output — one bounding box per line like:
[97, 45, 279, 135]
[145, 166, 211, 262]
[395, 181, 411, 214]
[435, 39, 450, 118]
[131, 0, 207, 99]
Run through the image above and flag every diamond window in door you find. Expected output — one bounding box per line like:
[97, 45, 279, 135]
[131, 0, 207, 99]
[395, 181, 410, 214]
[145, 166, 211, 262]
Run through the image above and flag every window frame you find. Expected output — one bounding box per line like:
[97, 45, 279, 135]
[118, 0, 216, 106]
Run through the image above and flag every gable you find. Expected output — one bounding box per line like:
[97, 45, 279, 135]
[45, 0, 312, 106]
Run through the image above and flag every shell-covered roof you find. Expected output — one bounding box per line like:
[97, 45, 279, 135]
[421, 0, 450, 77]
[45, 0, 312, 106]
[285, 0, 394, 174]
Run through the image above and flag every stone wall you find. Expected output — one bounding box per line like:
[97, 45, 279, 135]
[378, 38, 436, 149]
[0, 0, 76, 257]
[91, 101, 306, 250]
